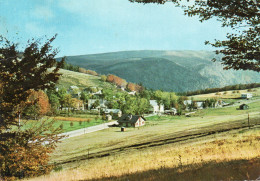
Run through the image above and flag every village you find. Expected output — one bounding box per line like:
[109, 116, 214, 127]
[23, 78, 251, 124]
[53, 84, 254, 130]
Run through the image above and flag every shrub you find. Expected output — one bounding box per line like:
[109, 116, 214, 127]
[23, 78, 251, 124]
[86, 70, 98, 76]
[100, 75, 107, 82]
[79, 121, 82, 126]
[70, 122, 74, 127]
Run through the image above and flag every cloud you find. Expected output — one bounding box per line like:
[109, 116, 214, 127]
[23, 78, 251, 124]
[57, 0, 137, 21]
[25, 22, 45, 36]
[31, 6, 54, 20]
[25, 22, 55, 36]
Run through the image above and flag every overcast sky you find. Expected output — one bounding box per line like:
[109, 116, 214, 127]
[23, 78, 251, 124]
[0, 0, 231, 56]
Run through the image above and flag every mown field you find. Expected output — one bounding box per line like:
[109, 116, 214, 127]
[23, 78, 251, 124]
[28, 125, 260, 181]
[19, 114, 109, 133]
[26, 97, 260, 181]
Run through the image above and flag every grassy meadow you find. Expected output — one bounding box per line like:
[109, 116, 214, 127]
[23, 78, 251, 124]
[19, 114, 108, 133]
[57, 69, 115, 90]
[191, 87, 260, 101]
[25, 92, 260, 181]
[28, 126, 260, 181]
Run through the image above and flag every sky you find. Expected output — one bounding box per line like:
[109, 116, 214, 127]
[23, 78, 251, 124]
[0, 0, 231, 57]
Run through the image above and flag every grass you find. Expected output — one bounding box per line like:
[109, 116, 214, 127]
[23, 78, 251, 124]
[46, 100, 260, 165]
[57, 69, 115, 90]
[191, 87, 260, 100]
[27, 126, 260, 181]
[24, 98, 260, 181]
[19, 114, 108, 133]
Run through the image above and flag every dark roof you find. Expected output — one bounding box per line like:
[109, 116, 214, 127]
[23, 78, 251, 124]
[118, 114, 146, 124]
[240, 104, 249, 107]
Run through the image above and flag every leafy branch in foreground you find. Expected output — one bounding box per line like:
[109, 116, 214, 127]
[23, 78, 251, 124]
[130, 0, 260, 72]
[0, 35, 65, 180]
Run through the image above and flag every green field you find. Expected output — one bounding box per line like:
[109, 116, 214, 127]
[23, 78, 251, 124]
[57, 69, 116, 90]
[49, 99, 260, 166]
[191, 87, 260, 101]
[23, 93, 260, 181]
[19, 114, 108, 133]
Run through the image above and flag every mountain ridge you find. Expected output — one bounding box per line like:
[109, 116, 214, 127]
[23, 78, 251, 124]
[57, 50, 260, 92]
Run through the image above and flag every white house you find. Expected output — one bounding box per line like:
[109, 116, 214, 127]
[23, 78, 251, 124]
[164, 108, 177, 115]
[128, 91, 136, 95]
[68, 85, 79, 93]
[184, 100, 204, 109]
[241, 93, 252, 99]
[149, 100, 164, 113]
[118, 114, 146, 127]
[88, 99, 107, 110]
[196, 102, 204, 109]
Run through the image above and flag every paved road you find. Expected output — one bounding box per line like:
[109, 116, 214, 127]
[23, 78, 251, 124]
[60, 121, 118, 140]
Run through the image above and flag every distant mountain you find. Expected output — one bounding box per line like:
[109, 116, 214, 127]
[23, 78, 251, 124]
[57, 50, 260, 92]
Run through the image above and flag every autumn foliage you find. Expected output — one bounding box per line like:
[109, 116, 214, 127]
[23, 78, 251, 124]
[107, 74, 127, 87]
[127, 83, 143, 92]
[27, 90, 51, 116]
[0, 35, 64, 180]
[0, 119, 63, 180]
[79, 67, 98, 76]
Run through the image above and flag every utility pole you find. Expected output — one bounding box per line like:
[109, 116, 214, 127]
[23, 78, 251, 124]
[248, 113, 250, 129]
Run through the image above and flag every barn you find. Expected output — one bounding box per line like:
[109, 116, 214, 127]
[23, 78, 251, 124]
[118, 114, 146, 127]
[239, 104, 249, 110]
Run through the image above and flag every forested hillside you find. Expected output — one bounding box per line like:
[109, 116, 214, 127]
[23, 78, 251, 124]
[57, 50, 260, 92]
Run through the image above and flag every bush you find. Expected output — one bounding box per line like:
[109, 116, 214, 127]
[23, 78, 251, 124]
[70, 122, 74, 127]
[100, 75, 107, 82]
[79, 121, 82, 126]
[0, 119, 63, 180]
[86, 70, 98, 76]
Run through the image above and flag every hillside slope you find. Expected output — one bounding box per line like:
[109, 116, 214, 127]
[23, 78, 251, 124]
[58, 50, 260, 92]
[57, 69, 114, 90]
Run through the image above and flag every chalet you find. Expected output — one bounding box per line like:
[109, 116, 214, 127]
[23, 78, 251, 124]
[149, 100, 164, 113]
[241, 93, 252, 99]
[184, 100, 204, 109]
[68, 85, 80, 93]
[88, 99, 107, 110]
[196, 102, 204, 109]
[164, 108, 177, 115]
[106, 114, 112, 121]
[104, 109, 122, 118]
[128, 91, 136, 95]
[118, 114, 146, 127]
